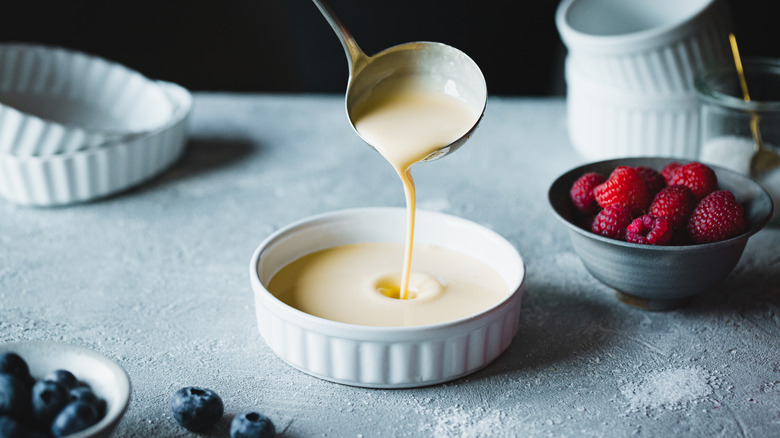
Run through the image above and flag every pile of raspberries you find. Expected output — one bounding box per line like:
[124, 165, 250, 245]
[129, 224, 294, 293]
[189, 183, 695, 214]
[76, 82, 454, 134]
[569, 161, 747, 245]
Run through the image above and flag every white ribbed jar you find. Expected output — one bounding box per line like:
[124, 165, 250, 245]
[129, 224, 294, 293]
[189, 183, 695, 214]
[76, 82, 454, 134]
[0, 81, 191, 206]
[0, 43, 176, 156]
[565, 57, 701, 160]
[556, 0, 732, 94]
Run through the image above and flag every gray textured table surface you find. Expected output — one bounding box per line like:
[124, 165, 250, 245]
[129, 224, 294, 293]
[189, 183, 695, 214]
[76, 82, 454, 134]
[2, 94, 779, 437]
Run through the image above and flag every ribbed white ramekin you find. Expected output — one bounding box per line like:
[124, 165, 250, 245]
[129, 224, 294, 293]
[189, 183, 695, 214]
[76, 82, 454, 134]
[565, 57, 701, 160]
[556, 0, 732, 94]
[0, 43, 175, 156]
[249, 207, 526, 388]
[0, 81, 190, 206]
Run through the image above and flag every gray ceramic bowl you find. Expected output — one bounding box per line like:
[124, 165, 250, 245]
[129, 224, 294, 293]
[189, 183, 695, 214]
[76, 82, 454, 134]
[0, 341, 131, 438]
[548, 157, 774, 310]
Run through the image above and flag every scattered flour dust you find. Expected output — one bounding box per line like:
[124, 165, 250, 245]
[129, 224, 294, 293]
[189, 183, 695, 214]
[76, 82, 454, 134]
[620, 366, 713, 413]
[416, 403, 517, 438]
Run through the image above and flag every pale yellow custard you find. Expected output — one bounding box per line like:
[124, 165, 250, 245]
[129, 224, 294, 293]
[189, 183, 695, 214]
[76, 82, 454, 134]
[267, 242, 508, 327]
[267, 75, 500, 327]
[351, 75, 481, 300]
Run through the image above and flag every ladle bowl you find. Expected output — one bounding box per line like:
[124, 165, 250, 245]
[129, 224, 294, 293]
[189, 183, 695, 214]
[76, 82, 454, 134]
[313, 0, 487, 162]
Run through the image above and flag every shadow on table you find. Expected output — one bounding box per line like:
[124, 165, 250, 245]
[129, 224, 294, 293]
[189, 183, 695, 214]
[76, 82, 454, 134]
[469, 281, 619, 382]
[164, 136, 258, 181]
[683, 262, 780, 316]
[117, 135, 258, 199]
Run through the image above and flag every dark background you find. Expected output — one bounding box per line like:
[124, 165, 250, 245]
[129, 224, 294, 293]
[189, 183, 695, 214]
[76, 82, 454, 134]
[0, 0, 776, 96]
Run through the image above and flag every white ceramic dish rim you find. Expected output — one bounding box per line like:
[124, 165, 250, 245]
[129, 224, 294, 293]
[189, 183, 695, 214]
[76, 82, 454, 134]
[0, 80, 191, 164]
[0, 42, 173, 137]
[556, 0, 723, 53]
[0, 340, 131, 438]
[0, 80, 190, 206]
[249, 207, 526, 338]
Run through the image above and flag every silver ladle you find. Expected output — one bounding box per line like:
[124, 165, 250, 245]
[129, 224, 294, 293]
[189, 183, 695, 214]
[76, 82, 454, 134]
[311, 0, 487, 161]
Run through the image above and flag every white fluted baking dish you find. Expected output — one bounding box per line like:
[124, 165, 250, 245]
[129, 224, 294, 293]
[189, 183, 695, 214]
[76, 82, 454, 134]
[249, 207, 526, 388]
[556, 0, 732, 94]
[0, 43, 175, 156]
[565, 57, 701, 160]
[0, 81, 190, 206]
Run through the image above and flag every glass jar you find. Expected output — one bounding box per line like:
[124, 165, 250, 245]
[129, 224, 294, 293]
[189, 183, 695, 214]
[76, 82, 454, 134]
[694, 57, 780, 222]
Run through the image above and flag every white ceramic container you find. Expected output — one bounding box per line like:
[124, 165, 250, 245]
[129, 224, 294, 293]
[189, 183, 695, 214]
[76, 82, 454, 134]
[565, 57, 701, 160]
[0, 43, 175, 156]
[249, 207, 526, 388]
[0, 340, 131, 438]
[0, 81, 191, 206]
[556, 0, 732, 94]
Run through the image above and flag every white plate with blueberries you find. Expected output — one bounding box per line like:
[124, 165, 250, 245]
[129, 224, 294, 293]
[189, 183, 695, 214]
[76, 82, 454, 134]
[0, 341, 130, 438]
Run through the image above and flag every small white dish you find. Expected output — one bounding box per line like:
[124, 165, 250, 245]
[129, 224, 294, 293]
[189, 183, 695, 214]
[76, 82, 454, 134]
[556, 0, 732, 94]
[0, 43, 175, 156]
[249, 207, 526, 388]
[0, 340, 131, 438]
[0, 80, 191, 206]
[565, 57, 701, 160]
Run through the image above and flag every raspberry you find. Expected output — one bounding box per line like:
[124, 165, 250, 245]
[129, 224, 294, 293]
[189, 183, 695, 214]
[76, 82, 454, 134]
[591, 205, 633, 240]
[594, 166, 650, 215]
[649, 185, 695, 230]
[635, 166, 666, 197]
[570, 172, 606, 214]
[662, 162, 683, 183]
[625, 215, 673, 245]
[667, 162, 718, 201]
[687, 190, 747, 243]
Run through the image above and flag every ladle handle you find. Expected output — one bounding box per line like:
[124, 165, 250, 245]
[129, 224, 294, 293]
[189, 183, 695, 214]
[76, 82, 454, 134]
[729, 32, 765, 152]
[311, 0, 367, 73]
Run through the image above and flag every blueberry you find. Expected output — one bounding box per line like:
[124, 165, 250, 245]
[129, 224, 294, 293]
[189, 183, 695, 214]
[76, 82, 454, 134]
[44, 370, 77, 391]
[69, 386, 107, 417]
[0, 353, 28, 378]
[31, 380, 69, 426]
[0, 374, 29, 417]
[0, 415, 28, 438]
[230, 411, 276, 438]
[171, 386, 224, 432]
[0, 353, 33, 389]
[50, 401, 99, 437]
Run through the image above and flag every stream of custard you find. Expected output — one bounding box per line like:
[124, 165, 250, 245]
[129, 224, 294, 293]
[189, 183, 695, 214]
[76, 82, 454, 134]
[350, 76, 479, 299]
[267, 75, 508, 327]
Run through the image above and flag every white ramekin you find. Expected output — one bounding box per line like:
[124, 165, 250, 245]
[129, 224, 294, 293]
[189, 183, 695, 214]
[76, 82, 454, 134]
[0, 43, 175, 156]
[0, 81, 190, 206]
[556, 0, 732, 94]
[565, 57, 701, 160]
[249, 207, 526, 388]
